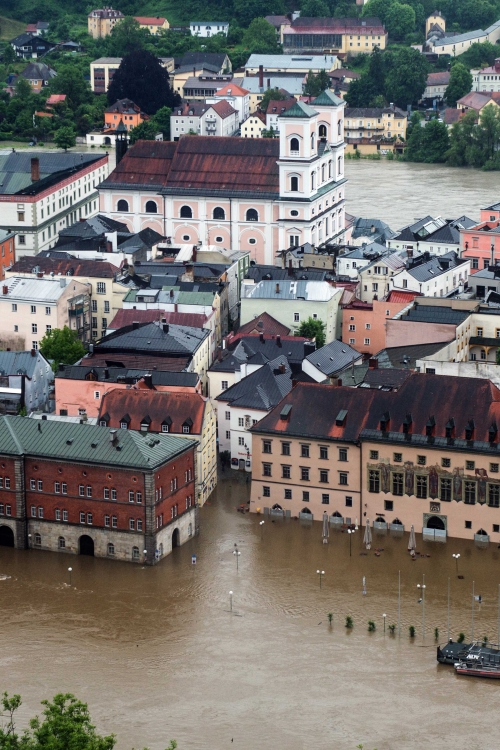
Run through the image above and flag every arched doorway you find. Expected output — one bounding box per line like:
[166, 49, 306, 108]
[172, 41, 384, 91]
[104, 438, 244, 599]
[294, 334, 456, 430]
[79, 535, 94, 556]
[172, 528, 180, 549]
[104, 136, 111, 145]
[427, 516, 445, 530]
[0, 525, 14, 547]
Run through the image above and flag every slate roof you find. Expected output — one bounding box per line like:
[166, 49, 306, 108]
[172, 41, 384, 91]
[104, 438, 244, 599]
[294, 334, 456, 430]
[94, 321, 209, 356]
[236, 312, 291, 337]
[436, 29, 486, 46]
[304, 339, 362, 377]
[245, 54, 337, 69]
[396, 301, 470, 326]
[98, 389, 206, 433]
[180, 52, 228, 69]
[173, 101, 211, 117]
[351, 217, 395, 242]
[109, 309, 208, 330]
[105, 98, 144, 115]
[20, 62, 57, 83]
[344, 106, 406, 119]
[57, 364, 199, 387]
[9, 256, 118, 278]
[289, 16, 384, 31]
[58, 215, 128, 239]
[375, 341, 453, 369]
[215, 355, 293, 410]
[0, 151, 102, 196]
[404, 251, 466, 283]
[210, 335, 311, 372]
[77, 353, 191, 372]
[0, 351, 48, 378]
[244, 265, 327, 283]
[265, 98, 297, 115]
[0, 415, 195, 469]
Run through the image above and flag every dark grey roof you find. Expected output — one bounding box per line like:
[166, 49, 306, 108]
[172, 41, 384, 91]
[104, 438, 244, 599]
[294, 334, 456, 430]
[397, 301, 470, 326]
[210, 336, 313, 373]
[245, 264, 327, 283]
[0, 152, 102, 196]
[404, 251, 466, 283]
[304, 339, 362, 377]
[118, 228, 164, 252]
[95, 321, 209, 356]
[180, 52, 228, 68]
[215, 355, 292, 410]
[351, 217, 395, 242]
[375, 341, 453, 369]
[59, 215, 128, 239]
[56, 365, 199, 387]
[20, 62, 56, 82]
[0, 350, 48, 378]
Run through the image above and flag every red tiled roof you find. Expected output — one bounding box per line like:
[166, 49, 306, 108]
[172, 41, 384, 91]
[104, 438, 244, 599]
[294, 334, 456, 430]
[208, 100, 238, 119]
[134, 16, 166, 24]
[9, 256, 119, 277]
[98, 389, 206, 434]
[109, 309, 208, 330]
[426, 71, 450, 86]
[46, 94, 66, 104]
[80, 353, 191, 371]
[385, 290, 421, 304]
[236, 312, 291, 337]
[265, 98, 296, 115]
[456, 91, 497, 111]
[444, 107, 462, 125]
[215, 82, 249, 97]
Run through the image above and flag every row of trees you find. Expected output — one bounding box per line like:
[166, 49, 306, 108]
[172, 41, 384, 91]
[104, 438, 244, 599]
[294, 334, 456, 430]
[405, 105, 500, 170]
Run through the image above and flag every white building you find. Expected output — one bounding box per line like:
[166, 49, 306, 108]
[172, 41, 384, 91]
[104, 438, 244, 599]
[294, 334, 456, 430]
[200, 101, 239, 136]
[207, 82, 250, 123]
[336, 242, 387, 279]
[0, 151, 108, 259]
[474, 58, 500, 92]
[390, 252, 471, 297]
[245, 54, 339, 74]
[190, 21, 229, 37]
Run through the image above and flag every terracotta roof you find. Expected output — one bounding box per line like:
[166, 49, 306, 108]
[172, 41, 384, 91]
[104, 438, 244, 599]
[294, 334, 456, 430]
[214, 82, 249, 97]
[456, 91, 497, 110]
[208, 100, 238, 119]
[444, 107, 462, 125]
[134, 16, 166, 24]
[46, 94, 66, 104]
[385, 290, 421, 304]
[426, 71, 450, 86]
[244, 111, 266, 124]
[265, 98, 297, 115]
[236, 312, 291, 337]
[109, 309, 208, 330]
[98, 389, 206, 434]
[9, 256, 119, 277]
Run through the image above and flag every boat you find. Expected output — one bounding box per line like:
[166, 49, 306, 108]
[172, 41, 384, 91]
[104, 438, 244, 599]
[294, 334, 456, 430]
[437, 640, 500, 665]
[454, 659, 500, 678]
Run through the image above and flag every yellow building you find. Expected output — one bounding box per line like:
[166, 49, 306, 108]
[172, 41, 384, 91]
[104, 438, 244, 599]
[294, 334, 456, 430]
[241, 111, 266, 138]
[87, 7, 124, 38]
[344, 106, 408, 149]
[134, 16, 170, 34]
[426, 10, 446, 37]
[282, 17, 388, 55]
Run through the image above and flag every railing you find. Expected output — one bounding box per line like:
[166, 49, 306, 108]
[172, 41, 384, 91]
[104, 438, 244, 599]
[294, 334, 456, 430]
[423, 527, 447, 542]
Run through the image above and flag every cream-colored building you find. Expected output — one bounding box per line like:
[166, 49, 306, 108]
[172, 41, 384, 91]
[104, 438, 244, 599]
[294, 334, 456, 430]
[426, 11, 446, 37]
[358, 253, 406, 303]
[0, 276, 91, 351]
[133, 16, 170, 34]
[88, 7, 124, 38]
[241, 111, 266, 138]
[344, 106, 408, 143]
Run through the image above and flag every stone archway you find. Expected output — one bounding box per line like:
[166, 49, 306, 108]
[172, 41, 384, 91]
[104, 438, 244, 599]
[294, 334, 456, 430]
[172, 528, 180, 549]
[427, 515, 445, 530]
[0, 525, 14, 547]
[79, 535, 94, 556]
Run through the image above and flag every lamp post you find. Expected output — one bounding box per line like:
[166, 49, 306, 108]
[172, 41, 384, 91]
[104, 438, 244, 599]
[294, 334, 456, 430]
[452, 553, 460, 575]
[316, 569, 325, 589]
[28, 533, 31, 548]
[471, 580, 475, 641]
[259, 520, 265, 540]
[447, 576, 451, 642]
[68, 567, 72, 586]
[383, 613, 387, 634]
[417, 574, 426, 643]
[233, 545, 241, 570]
[229, 590, 233, 612]
[143, 548, 148, 565]
[348, 528, 356, 557]
[398, 570, 401, 637]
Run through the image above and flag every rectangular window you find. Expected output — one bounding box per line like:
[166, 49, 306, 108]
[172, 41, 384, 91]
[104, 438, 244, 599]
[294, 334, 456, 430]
[440, 478, 452, 502]
[225, 431, 230, 440]
[31, 505, 36, 517]
[369, 470, 380, 493]
[370, 450, 379, 460]
[62, 483, 67, 495]
[224, 411, 230, 420]
[31, 305, 36, 314]
[238, 417, 244, 427]
[294, 312, 300, 322]
[384, 500, 394, 511]
[300, 467, 309, 481]
[54, 482, 60, 494]
[263, 440, 272, 454]
[302, 491, 310, 502]
[464, 481, 476, 504]
[112, 516, 117, 528]
[322, 494, 330, 504]
[416, 476, 428, 499]
[104, 515, 110, 527]
[37, 480, 43, 491]
[442, 458, 451, 468]
[339, 448, 347, 462]
[238, 437, 245, 446]
[284, 489, 292, 500]
[465, 460, 475, 471]
[491, 463, 499, 473]
[283, 465, 292, 479]
[79, 485, 84, 496]
[104, 488, 110, 500]
[63, 510, 68, 522]
[465, 520, 472, 529]
[393, 452, 402, 463]
[339, 472, 348, 485]
[5, 505, 11, 517]
[281, 442, 290, 455]
[263, 463, 272, 477]
[55, 509, 61, 521]
[320, 446, 328, 460]
[86, 485, 92, 497]
[392, 473, 404, 496]
[97, 282, 106, 294]
[301, 444, 310, 458]
[417, 455, 426, 466]
[80, 512, 85, 523]
[320, 469, 329, 483]
[345, 495, 352, 507]
[87, 513, 92, 525]
[488, 484, 500, 507]
[11, 303, 17, 312]
[111, 488, 117, 501]
[4, 478, 10, 489]
[263, 486, 270, 497]
[129, 490, 134, 503]
[30, 479, 36, 490]
[221, 380, 228, 390]
[45, 307, 51, 316]
[136, 492, 142, 504]
[129, 518, 135, 530]
[32, 323, 37, 334]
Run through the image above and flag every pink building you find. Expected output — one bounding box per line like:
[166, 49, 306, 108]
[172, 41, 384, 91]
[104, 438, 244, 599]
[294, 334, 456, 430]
[98, 91, 347, 265]
[341, 296, 418, 355]
[461, 201, 500, 272]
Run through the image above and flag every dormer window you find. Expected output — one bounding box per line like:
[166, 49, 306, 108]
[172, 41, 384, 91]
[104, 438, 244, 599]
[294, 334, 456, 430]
[489, 423, 498, 444]
[162, 416, 172, 433]
[465, 420, 475, 441]
[182, 417, 193, 434]
[402, 413, 412, 434]
[380, 411, 390, 432]
[426, 416, 435, 437]
[140, 416, 152, 432]
[445, 418, 455, 439]
[120, 421, 128, 430]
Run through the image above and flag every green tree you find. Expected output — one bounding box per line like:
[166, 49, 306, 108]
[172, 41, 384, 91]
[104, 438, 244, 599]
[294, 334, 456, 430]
[362, 0, 396, 24]
[48, 66, 93, 110]
[297, 317, 326, 347]
[107, 50, 180, 115]
[385, 2, 415, 40]
[259, 87, 288, 111]
[107, 16, 147, 56]
[153, 106, 172, 140]
[54, 126, 76, 150]
[232, 0, 286, 28]
[460, 41, 499, 70]
[242, 18, 277, 52]
[344, 47, 386, 107]
[446, 109, 477, 166]
[303, 69, 330, 96]
[384, 47, 429, 107]
[301, 0, 331, 15]
[405, 117, 449, 162]
[129, 119, 159, 144]
[14, 77, 33, 101]
[445, 62, 473, 106]
[39, 327, 84, 370]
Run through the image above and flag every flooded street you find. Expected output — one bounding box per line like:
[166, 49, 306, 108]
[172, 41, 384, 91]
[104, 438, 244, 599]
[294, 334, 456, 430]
[1, 473, 500, 750]
[346, 160, 500, 231]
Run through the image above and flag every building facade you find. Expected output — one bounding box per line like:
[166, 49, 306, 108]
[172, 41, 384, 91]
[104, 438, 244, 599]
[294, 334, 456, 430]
[134, 16, 170, 34]
[281, 16, 387, 54]
[88, 7, 125, 38]
[190, 21, 229, 37]
[0, 230, 15, 281]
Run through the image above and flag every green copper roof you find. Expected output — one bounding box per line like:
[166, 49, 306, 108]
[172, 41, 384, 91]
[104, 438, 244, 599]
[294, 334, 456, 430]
[0, 416, 197, 469]
[312, 89, 344, 107]
[280, 101, 318, 119]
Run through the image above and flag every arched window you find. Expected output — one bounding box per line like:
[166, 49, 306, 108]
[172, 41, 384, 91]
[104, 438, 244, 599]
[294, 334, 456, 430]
[319, 124, 327, 139]
[328, 160, 332, 178]
[246, 208, 258, 222]
[34, 533, 41, 547]
[107, 542, 115, 556]
[290, 176, 298, 192]
[321, 164, 325, 182]
[338, 120, 342, 136]
[117, 199, 129, 212]
[290, 137, 299, 154]
[311, 133, 315, 151]
[180, 205, 192, 218]
[145, 200, 157, 214]
[213, 206, 225, 220]
[58, 536, 65, 549]
[311, 172, 315, 190]
[132, 546, 140, 560]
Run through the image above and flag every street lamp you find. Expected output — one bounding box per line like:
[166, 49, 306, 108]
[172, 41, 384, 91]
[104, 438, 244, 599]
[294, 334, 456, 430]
[417, 575, 426, 642]
[383, 613, 387, 634]
[229, 590, 233, 612]
[143, 548, 148, 564]
[316, 569, 325, 588]
[348, 528, 356, 557]
[68, 567, 72, 586]
[233, 545, 241, 570]
[259, 520, 265, 540]
[452, 553, 460, 575]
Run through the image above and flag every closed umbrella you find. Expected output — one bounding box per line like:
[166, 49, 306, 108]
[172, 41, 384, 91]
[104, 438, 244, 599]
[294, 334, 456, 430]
[322, 511, 329, 544]
[408, 524, 416, 555]
[363, 520, 372, 550]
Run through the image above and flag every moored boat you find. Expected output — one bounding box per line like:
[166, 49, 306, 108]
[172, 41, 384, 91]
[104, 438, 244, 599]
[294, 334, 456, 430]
[454, 660, 500, 678]
[438, 640, 500, 665]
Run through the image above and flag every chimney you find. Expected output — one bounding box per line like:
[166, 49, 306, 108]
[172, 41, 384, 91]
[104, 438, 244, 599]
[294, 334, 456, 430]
[59, 278, 66, 288]
[491, 242, 495, 267]
[144, 373, 153, 388]
[267, 78, 271, 89]
[106, 241, 113, 253]
[174, 302, 178, 312]
[169, 289, 174, 298]
[192, 246, 197, 262]
[278, 363, 286, 374]
[163, 323, 169, 333]
[132, 321, 140, 329]
[37, 271, 43, 278]
[30, 349, 36, 357]
[259, 332, 264, 342]
[2, 285, 8, 295]
[259, 64, 264, 88]
[109, 429, 118, 445]
[276, 334, 281, 346]
[275, 282, 280, 294]
[31, 157, 40, 182]
[368, 358, 378, 369]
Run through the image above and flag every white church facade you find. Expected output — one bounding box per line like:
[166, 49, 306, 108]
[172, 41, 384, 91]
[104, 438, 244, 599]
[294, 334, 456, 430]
[98, 90, 347, 265]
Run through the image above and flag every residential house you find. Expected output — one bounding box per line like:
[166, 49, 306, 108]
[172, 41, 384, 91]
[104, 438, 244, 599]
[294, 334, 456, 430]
[134, 17, 170, 34]
[389, 251, 470, 298]
[182, 75, 234, 101]
[250, 373, 500, 545]
[200, 101, 239, 136]
[10, 33, 56, 58]
[302, 339, 362, 382]
[428, 19, 500, 56]
[422, 71, 450, 104]
[241, 111, 266, 138]
[245, 54, 339, 75]
[230, 312, 291, 338]
[0, 350, 53, 413]
[88, 7, 125, 38]
[336, 242, 387, 279]
[216, 355, 293, 470]
[104, 99, 148, 132]
[0, 276, 91, 350]
[55, 365, 201, 418]
[387, 215, 476, 256]
[240, 280, 344, 342]
[25, 22, 49, 36]
[0, 152, 108, 259]
[240, 75, 307, 111]
[384, 298, 475, 353]
[461, 202, 500, 271]
[280, 16, 387, 54]
[243, 263, 328, 283]
[207, 82, 250, 124]
[98, 389, 216, 505]
[98, 91, 348, 264]
[0, 230, 15, 281]
[190, 21, 229, 37]
[467, 265, 500, 299]
[473, 57, 500, 92]
[277, 242, 336, 271]
[172, 51, 232, 96]
[344, 106, 407, 153]
[341, 296, 418, 354]
[456, 91, 500, 114]
[0, 415, 198, 563]
[426, 10, 446, 37]
[350, 216, 395, 246]
[358, 253, 406, 302]
[265, 97, 297, 134]
[6, 256, 128, 341]
[20, 62, 56, 92]
[170, 101, 211, 140]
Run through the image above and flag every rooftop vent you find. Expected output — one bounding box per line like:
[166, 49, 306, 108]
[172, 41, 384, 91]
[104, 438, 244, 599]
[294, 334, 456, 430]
[280, 403, 292, 421]
[335, 409, 347, 427]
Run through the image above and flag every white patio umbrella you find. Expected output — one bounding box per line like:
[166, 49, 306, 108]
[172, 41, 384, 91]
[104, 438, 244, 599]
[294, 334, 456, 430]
[408, 524, 416, 554]
[322, 511, 329, 544]
[363, 520, 372, 550]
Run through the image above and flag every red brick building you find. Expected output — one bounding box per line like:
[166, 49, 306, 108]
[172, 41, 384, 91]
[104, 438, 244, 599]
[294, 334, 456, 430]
[0, 230, 15, 280]
[0, 416, 198, 564]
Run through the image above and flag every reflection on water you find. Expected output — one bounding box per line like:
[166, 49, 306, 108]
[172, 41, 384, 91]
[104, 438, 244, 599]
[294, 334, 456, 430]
[1, 475, 500, 750]
[346, 160, 499, 231]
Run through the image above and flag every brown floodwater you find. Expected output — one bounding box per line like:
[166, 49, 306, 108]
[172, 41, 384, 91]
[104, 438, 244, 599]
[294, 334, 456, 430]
[2, 473, 500, 750]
